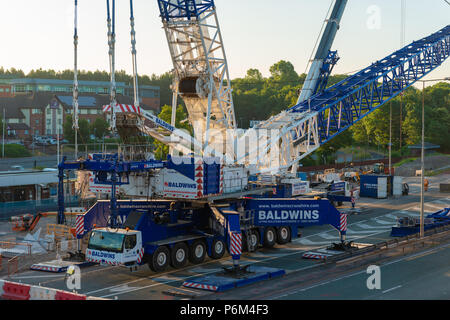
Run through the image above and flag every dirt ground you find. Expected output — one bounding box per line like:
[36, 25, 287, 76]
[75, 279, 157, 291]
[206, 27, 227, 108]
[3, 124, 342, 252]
[395, 155, 450, 177]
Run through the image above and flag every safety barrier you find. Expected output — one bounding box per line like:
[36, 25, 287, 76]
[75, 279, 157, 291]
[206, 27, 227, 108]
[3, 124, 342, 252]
[29, 286, 57, 300]
[0, 280, 92, 300]
[1, 281, 31, 300]
[55, 290, 86, 300]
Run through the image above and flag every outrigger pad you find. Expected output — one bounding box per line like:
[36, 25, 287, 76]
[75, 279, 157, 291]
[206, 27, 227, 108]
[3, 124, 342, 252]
[30, 260, 94, 273]
[182, 266, 285, 292]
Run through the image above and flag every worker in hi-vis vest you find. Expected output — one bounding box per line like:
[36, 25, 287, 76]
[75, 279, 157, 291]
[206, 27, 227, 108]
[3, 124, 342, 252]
[424, 178, 429, 192]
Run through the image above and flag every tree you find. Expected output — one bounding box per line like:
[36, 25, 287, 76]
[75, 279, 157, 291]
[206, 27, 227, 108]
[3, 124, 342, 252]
[269, 60, 299, 84]
[154, 105, 192, 160]
[91, 117, 110, 139]
[63, 115, 90, 144]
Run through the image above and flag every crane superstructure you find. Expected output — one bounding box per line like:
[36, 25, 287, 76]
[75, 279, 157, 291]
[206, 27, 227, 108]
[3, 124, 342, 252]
[158, 0, 237, 160]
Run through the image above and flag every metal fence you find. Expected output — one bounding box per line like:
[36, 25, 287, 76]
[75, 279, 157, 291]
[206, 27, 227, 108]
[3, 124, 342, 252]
[0, 196, 80, 220]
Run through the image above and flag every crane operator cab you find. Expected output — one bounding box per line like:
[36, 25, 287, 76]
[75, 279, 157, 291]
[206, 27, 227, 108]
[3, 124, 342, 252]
[86, 228, 143, 267]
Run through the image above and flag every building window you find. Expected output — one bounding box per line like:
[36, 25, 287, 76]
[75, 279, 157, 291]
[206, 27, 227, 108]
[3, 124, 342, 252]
[47, 119, 51, 125]
[80, 109, 87, 115]
[47, 129, 51, 135]
[35, 119, 39, 124]
[25, 130, 28, 135]
[58, 119, 62, 125]
[15, 85, 25, 92]
[47, 108, 51, 115]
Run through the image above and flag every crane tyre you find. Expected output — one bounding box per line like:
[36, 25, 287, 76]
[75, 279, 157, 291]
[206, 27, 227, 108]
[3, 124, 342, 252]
[276, 226, 291, 245]
[170, 242, 189, 269]
[189, 240, 206, 264]
[208, 239, 225, 259]
[263, 227, 277, 248]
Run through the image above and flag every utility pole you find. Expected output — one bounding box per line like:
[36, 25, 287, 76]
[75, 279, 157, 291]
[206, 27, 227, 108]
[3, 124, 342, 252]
[420, 81, 425, 238]
[2, 107, 5, 158]
[389, 101, 392, 174]
[399, 94, 403, 151]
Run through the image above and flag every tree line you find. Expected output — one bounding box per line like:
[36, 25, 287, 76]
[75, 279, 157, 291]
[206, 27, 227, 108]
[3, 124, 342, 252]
[1, 64, 448, 164]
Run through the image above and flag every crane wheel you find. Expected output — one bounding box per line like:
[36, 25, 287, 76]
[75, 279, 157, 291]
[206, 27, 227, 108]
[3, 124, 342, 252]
[276, 226, 291, 245]
[263, 227, 277, 248]
[148, 246, 170, 272]
[189, 240, 206, 264]
[170, 242, 189, 269]
[244, 229, 260, 252]
[208, 239, 225, 259]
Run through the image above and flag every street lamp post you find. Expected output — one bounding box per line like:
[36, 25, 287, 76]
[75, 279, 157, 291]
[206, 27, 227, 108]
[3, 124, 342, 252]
[417, 77, 450, 238]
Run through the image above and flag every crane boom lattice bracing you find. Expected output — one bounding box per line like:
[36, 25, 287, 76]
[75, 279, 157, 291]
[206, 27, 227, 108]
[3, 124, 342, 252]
[158, 0, 237, 160]
[238, 25, 450, 173]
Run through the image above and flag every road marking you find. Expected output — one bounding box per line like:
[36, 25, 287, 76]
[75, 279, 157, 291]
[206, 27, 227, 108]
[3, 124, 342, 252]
[382, 285, 402, 294]
[9, 275, 64, 280]
[275, 242, 450, 300]
[373, 218, 395, 225]
[355, 223, 391, 230]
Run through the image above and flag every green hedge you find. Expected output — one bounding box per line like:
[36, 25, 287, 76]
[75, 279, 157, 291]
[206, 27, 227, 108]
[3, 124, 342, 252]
[0, 144, 32, 158]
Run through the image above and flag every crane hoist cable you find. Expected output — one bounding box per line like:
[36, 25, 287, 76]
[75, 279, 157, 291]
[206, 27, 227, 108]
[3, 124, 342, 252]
[106, 0, 117, 133]
[129, 0, 139, 108]
[73, 0, 79, 160]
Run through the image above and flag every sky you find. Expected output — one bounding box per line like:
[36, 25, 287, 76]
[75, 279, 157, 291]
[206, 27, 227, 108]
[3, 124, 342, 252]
[0, 0, 448, 83]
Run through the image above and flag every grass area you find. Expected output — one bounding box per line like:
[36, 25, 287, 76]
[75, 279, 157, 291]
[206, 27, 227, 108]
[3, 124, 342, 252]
[393, 152, 449, 168]
[0, 144, 32, 158]
[393, 157, 418, 167]
[339, 146, 386, 161]
[425, 167, 450, 177]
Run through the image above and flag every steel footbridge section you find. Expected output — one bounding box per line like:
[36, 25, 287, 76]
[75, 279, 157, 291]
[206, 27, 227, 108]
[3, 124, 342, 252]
[102, 104, 225, 159]
[237, 25, 450, 174]
[157, 0, 237, 161]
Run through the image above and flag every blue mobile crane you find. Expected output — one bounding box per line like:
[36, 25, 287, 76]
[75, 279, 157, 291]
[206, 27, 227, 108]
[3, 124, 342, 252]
[55, 1, 450, 286]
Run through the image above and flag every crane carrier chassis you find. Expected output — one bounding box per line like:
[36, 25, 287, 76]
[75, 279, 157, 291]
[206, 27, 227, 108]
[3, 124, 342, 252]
[57, 155, 349, 290]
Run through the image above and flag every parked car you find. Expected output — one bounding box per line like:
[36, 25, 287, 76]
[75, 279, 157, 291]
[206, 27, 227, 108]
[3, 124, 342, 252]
[11, 165, 25, 171]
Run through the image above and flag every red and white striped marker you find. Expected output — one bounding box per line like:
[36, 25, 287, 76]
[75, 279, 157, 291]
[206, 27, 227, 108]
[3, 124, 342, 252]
[182, 282, 218, 292]
[102, 104, 142, 114]
[340, 214, 347, 232]
[195, 158, 204, 198]
[75, 215, 84, 236]
[229, 232, 242, 256]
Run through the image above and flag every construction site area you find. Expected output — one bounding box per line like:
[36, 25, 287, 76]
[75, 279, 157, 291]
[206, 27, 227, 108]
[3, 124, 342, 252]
[0, 0, 449, 305]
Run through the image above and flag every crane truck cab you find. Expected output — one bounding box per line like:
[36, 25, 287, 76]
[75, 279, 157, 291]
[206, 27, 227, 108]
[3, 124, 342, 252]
[86, 227, 143, 267]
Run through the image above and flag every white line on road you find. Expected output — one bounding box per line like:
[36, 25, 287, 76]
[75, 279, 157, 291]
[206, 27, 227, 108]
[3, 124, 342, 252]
[382, 285, 402, 294]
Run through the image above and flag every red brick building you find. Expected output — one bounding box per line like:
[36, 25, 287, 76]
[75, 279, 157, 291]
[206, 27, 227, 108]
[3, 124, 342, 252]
[0, 92, 155, 139]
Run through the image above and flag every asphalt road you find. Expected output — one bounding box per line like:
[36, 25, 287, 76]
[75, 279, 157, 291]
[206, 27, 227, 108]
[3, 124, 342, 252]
[3, 174, 450, 300]
[271, 242, 450, 300]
